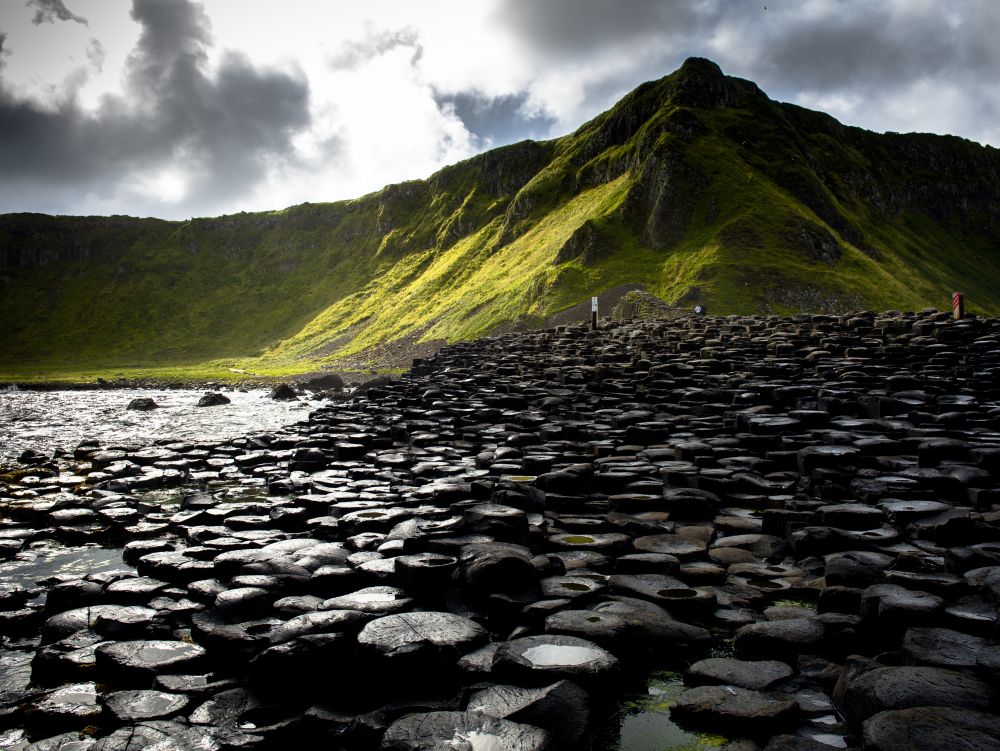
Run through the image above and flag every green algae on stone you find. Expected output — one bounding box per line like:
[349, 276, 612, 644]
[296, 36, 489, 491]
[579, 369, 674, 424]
[559, 535, 598, 544]
[608, 671, 727, 750]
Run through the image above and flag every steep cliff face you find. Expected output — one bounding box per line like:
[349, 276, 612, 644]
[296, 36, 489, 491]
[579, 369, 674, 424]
[2, 57, 999, 377]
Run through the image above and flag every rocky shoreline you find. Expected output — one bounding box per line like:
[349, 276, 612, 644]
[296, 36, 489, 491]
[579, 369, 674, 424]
[1, 310, 999, 750]
[1, 370, 393, 393]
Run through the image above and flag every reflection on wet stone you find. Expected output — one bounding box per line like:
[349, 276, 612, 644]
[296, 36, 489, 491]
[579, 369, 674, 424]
[1, 310, 999, 749]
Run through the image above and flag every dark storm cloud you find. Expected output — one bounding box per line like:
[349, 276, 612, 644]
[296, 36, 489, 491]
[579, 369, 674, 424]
[496, 0, 711, 55]
[494, 0, 999, 145]
[0, 0, 311, 217]
[27, 0, 88, 27]
[435, 91, 557, 146]
[329, 26, 421, 71]
[757, 3, 1000, 92]
[491, 0, 748, 119]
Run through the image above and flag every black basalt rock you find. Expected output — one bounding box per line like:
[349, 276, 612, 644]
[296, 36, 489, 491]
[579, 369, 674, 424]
[126, 397, 158, 411]
[197, 392, 231, 407]
[7, 310, 1000, 751]
[269, 383, 299, 401]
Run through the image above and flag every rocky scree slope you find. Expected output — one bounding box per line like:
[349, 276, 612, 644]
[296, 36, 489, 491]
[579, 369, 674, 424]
[2, 57, 999, 377]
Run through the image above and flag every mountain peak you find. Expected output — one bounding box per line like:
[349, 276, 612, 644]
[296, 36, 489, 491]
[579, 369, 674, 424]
[668, 57, 766, 109]
[676, 56, 725, 79]
[572, 57, 765, 155]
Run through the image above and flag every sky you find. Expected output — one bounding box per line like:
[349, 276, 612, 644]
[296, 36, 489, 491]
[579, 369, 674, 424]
[0, 0, 997, 220]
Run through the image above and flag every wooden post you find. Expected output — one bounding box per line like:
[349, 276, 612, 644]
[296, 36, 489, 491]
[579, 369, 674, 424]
[952, 292, 965, 320]
[591, 297, 598, 329]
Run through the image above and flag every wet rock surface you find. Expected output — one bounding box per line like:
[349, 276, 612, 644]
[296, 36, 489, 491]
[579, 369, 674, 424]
[2, 310, 1000, 749]
[196, 392, 231, 408]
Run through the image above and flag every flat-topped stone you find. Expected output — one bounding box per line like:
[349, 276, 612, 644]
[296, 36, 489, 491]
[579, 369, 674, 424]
[671, 684, 798, 737]
[686, 657, 794, 691]
[95, 640, 207, 683]
[358, 612, 487, 657]
[102, 689, 190, 722]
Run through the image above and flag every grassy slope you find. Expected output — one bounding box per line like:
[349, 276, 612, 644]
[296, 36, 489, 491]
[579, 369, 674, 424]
[2, 58, 998, 380]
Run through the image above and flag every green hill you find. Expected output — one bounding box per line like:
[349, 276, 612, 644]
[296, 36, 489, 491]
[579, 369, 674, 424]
[2, 57, 999, 381]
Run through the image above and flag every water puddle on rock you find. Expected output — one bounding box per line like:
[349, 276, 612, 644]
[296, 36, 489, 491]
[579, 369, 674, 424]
[455, 731, 505, 751]
[0, 543, 131, 588]
[522, 644, 602, 667]
[601, 671, 725, 751]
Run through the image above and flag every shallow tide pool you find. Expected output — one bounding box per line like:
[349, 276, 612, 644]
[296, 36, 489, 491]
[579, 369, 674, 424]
[0, 387, 316, 462]
[0, 543, 132, 589]
[604, 671, 726, 751]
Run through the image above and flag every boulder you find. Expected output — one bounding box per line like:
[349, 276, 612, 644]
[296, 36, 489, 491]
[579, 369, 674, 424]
[126, 398, 158, 411]
[269, 383, 299, 401]
[685, 658, 793, 691]
[863, 706, 1000, 750]
[24, 682, 102, 734]
[836, 663, 996, 728]
[197, 392, 231, 407]
[902, 627, 991, 669]
[95, 640, 207, 685]
[358, 612, 488, 658]
[101, 689, 190, 722]
[459, 543, 539, 595]
[733, 618, 826, 662]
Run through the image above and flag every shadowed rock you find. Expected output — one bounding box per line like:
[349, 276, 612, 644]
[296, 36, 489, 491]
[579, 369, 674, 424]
[902, 627, 993, 670]
[836, 663, 996, 728]
[863, 706, 1000, 751]
[685, 658, 793, 691]
[670, 684, 798, 738]
[734, 618, 826, 662]
[269, 383, 299, 401]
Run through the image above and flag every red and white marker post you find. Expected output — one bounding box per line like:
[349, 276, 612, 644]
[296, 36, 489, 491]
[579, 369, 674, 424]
[952, 292, 965, 321]
[591, 297, 599, 329]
